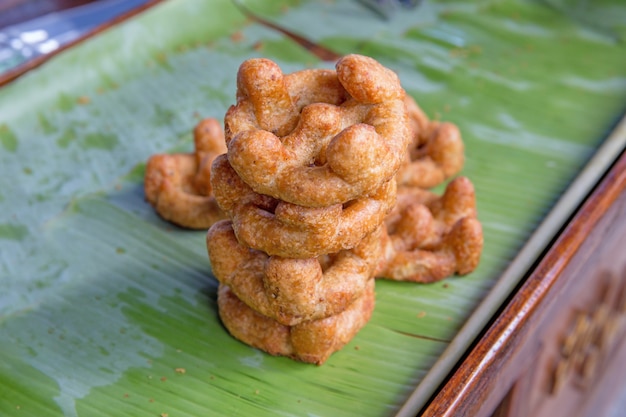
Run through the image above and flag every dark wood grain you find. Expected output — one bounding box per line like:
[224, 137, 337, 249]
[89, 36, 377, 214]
[420, 148, 626, 417]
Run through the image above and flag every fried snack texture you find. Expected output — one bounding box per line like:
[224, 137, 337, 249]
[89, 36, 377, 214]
[217, 279, 375, 365]
[207, 219, 383, 326]
[395, 96, 465, 189]
[377, 177, 483, 283]
[144, 118, 227, 229]
[224, 54, 411, 207]
[211, 154, 396, 258]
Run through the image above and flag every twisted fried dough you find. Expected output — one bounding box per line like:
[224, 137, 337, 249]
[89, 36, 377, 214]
[144, 118, 227, 229]
[211, 154, 396, 258]
[225, 54, 410, 207]
[395, 96, 465, 188]
[207, 219, 382, 326]
[217, 279, 375, 365]
[376, 177, 483, 282]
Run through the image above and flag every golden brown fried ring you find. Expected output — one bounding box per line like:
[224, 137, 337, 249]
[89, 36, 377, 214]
[377, 218, 483, 283]
[211, 154, 396, 258]
[225, 54, 410, 207]
[376, 177, 483, 282]
[228, 60, 347, 138]
[391, 176, 478, 249]
[144, 118, 227, 229]
[395, 96, 464, 189]
[217, 279, 375, 365]
[207, 220, 382, 326]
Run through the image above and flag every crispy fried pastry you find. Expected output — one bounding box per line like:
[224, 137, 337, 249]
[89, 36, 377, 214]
[193, 55, 484, 364]
[376, 177, 483, 282]
[395, 96, 465, 188]
[144, 118, 227, 229]
[217, 279, 375, 365]
[207, 219, 383, 326]
[224, 54, 410, 207]
[211, 154, 396, 258]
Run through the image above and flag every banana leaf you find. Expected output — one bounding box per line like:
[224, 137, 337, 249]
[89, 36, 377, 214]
[1, 0, 625, 416]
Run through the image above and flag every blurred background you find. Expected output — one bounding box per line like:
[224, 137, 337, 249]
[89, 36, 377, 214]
[0, 0, 153, 75]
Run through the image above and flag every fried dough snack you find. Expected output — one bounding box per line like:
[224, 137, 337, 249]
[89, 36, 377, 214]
[203, 55, 414, 365]
[144, 118, 227, 229]
[376, 177, 483, 282]
[207, 219, 383, 326]
[211, 154, 396, 258]
[395, 96, 465, 189]
[191, 54, 484, 365]
[224, 54, 411, 207]
[217, 279, 375, 365]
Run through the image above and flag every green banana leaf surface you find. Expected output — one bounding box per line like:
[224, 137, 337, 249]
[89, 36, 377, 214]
[1, 0, 625, 416]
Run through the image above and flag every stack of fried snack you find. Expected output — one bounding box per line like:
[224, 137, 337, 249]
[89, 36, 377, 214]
[376, 95, 483, 283]
[143, 54, 483, 365]
[206, 54, 411, 365]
